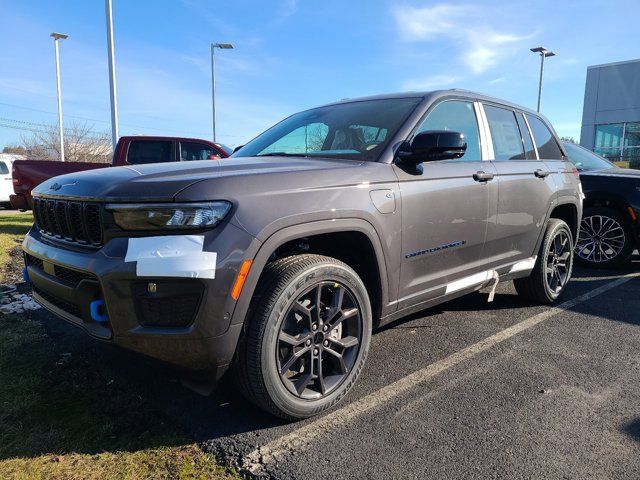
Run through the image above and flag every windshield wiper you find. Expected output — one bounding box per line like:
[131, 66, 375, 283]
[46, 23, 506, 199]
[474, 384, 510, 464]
[256, 152, 309, 157]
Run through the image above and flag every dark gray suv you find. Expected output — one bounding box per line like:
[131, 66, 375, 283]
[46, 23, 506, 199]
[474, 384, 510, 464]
[23, 90, 582, 419]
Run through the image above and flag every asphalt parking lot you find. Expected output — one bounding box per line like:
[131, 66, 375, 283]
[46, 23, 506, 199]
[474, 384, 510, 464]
[23, 261, 640, 479]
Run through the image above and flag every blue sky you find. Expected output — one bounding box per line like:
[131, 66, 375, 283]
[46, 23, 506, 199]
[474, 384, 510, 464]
[1, 0, 639, 149]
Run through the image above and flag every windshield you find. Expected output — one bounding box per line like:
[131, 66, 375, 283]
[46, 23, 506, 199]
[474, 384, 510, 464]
[214, 143, 233, 155]
[233, 97, 422, 161]
[563, 142, 616, 171]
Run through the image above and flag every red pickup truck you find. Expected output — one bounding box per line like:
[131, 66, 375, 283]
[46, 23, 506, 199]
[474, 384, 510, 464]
[10, 136, 230, 210]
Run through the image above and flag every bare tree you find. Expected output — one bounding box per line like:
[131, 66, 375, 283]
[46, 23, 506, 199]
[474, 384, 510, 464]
[20, 121, 112, 163]
[2, 145, 26, 155]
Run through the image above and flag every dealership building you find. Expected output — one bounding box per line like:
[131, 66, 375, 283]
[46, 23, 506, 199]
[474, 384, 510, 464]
[580, 58, 640, 167]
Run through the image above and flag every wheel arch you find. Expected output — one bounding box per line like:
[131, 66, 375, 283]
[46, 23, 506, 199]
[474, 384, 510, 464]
[549, 202, 579, 242]
[231, 218, 390, 329]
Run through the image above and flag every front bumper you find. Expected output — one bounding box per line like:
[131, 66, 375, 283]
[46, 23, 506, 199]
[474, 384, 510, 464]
[22, 223, 255, 373]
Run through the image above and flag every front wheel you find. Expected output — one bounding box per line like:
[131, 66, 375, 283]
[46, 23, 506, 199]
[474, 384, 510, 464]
[515, 219, 574, 304]
[234, 254, 372, 420]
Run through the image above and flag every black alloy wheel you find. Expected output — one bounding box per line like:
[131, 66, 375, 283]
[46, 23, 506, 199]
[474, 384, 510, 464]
[545, 229, 571, 294]
[277, 281, 362, 399]
[514, 218, 574, 304]
[234, 254, 372, 420]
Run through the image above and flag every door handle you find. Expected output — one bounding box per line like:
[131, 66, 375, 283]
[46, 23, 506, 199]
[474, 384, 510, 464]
[534, 169, 550, 178]
[473, 171, 494, 182]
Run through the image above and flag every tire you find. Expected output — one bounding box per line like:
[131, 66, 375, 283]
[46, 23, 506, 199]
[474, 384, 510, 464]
[575, 207, 634, 268]
[515, 219, 574, 304]
[234, 254, 372, 420]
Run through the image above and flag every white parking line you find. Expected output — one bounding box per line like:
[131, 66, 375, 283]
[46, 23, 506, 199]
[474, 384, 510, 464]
[244, 272, 640, 472]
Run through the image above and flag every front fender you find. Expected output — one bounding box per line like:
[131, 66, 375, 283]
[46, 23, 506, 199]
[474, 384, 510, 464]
[230, 218, 391, 328]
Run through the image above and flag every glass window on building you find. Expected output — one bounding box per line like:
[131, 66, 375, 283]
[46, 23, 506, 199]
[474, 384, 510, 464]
[594, 122, 640, 168]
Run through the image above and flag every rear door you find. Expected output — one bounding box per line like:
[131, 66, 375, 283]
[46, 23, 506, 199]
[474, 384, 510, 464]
[481, 104, 556, 266]
[393, 99, 498, 308]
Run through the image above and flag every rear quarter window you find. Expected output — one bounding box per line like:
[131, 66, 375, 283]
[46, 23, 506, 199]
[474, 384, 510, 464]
[526, 115, 563, 160]
[0, 161, 8, 175]
[127, 140, 173, 164]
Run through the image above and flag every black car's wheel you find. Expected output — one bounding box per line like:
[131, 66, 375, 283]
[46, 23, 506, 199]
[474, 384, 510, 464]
[234, 254, 371, 420]
[515, 218, 574, 304]
[575, 207, 634, 268]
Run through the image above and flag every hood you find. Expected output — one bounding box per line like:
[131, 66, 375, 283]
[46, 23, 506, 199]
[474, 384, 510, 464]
[33, 156, 362, 201]
[581, 167, 640, 179]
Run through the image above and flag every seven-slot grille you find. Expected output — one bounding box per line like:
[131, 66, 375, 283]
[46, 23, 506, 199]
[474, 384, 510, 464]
[33, 198, 103, 247]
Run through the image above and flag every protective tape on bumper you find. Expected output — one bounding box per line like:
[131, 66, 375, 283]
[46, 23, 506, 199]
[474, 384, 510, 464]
[125, 235, 217, 279]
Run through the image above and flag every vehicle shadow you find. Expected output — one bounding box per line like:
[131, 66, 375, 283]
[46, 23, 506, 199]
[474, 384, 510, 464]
[0, 286, 286, 461]
[622, 418, 640, 442]
[0, 213, 34, 236]
[4, 259, 639, 461]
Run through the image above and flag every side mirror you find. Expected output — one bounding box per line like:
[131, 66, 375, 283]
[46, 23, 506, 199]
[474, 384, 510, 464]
[232, 145, 244, 154]
[399, 130, 467, 164]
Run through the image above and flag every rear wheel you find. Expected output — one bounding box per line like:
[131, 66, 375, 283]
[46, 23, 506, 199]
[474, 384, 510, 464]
[234, 254, 372, 420]
[515, 219, 574, 304]
[575, 207, 634, 268]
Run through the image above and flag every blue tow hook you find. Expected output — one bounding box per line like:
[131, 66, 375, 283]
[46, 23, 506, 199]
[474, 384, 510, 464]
[22, 267, 30, 283]
[90, 299, 108, 323]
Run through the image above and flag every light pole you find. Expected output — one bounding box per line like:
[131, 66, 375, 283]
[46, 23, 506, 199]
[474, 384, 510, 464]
[211, 43, 233, 142]
[50, 32, 68, 161]
[105, 0, 119, 152]
[530, 46, 555, 112]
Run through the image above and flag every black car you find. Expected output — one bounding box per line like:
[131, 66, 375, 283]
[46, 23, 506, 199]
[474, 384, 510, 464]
[563, 141, 640, 267]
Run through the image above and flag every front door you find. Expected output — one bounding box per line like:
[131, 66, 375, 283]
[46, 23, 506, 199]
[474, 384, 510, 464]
[394, 99, 497, 309]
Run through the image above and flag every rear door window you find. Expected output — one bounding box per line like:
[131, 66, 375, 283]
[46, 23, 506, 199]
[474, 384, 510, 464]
[525, 114, 564, 160]
[127, 140, 173, 164]
[0, 161, 8, 175]
[180, 142, 220, 161]
[483, 105, 525, 161]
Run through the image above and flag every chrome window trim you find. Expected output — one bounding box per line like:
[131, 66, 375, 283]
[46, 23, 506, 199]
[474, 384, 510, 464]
[521, 113, 540, 160]
[476, 103, 495, 160]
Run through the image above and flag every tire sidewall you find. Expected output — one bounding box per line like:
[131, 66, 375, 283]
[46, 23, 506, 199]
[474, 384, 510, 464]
[539, 220, 574, 302]
[259, 263, 372, 418]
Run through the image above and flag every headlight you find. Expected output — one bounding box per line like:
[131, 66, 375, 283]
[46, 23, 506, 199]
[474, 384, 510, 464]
[106, 202, 231, 231]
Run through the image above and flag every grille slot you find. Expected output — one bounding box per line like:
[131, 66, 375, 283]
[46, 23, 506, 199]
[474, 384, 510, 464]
[33, 199, 103, 247]
[139, 294, 201, 328]
[25, 253, 95, 287]
[54, 265, 93, 286]
[25, 253, 43, 270]
[32, 285, 82, 319]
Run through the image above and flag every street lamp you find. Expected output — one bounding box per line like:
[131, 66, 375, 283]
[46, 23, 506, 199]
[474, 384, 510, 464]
[50, 32, 69, 161]
[105, 0, 119, 153]
[530, 46, 556, 113]
[210, 42, 234, 142]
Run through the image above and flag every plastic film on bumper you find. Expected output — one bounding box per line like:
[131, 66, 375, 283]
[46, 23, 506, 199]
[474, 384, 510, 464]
[125, 235, 217, 279]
